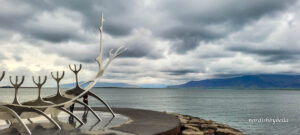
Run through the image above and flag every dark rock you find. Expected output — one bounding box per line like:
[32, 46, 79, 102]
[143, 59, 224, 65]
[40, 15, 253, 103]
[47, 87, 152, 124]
[183, 124, 200, 131]
[203, 129, 215, 135]
[170, 113, 244, 135]
[182, 129, 204, 135]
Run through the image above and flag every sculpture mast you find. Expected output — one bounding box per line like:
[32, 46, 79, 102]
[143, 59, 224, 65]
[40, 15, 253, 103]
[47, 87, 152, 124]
[97, 12, 104, 71]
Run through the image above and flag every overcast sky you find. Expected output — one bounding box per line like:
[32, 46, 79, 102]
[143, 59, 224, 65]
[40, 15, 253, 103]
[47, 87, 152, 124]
[0, 0, 300, 86]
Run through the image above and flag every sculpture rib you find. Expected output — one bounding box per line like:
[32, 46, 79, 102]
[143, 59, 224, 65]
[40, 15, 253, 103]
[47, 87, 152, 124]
[74, 100, 102, 121]
[87, 91, 115, 117]
[0, 106, 31, 135]
[56, 107, 84, 125]
[31, 108, 61, 130]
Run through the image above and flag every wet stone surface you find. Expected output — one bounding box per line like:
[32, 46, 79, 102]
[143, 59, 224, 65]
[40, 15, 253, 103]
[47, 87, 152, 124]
[0, 111, 130, 135]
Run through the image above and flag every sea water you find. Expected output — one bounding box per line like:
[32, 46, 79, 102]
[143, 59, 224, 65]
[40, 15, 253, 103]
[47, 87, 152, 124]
[1, 88, 300, 135]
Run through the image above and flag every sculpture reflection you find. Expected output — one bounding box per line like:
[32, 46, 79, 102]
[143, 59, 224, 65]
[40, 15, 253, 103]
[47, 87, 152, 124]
[68, 116, 76, 127]
[82, 113, 88, 124]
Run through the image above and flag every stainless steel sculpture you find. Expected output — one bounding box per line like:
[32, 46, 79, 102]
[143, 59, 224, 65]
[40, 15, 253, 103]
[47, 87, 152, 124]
[0, 13, 127, 135]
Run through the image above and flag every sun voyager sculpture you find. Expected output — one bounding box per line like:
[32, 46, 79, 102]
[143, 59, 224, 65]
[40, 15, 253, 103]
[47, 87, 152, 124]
[0, 13, 127, 135]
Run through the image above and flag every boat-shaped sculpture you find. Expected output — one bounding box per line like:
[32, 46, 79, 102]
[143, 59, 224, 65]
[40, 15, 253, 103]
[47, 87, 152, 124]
[0, 13, 127, 135]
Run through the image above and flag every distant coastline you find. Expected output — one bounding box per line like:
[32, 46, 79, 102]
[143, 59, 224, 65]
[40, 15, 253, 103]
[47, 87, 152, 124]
[168, 74, 300, 89]
[4, 74, 300, 90]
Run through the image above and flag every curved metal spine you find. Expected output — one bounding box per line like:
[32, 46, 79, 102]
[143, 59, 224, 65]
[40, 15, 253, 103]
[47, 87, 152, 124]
[74, 100, 102, 121]
[31, 108, 61, 130]
[88, 91, 115, 117]
[56, 107, 84, 125]
[0, 106, 31, 135]
[0, 71, 5, 81]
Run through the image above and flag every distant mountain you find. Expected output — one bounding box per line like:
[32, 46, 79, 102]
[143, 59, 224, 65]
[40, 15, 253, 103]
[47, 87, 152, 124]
[167, 74, 300, 89]
[61, 82, 139, 88]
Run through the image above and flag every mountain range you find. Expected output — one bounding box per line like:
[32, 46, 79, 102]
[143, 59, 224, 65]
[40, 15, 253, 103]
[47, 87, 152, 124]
[167, 74, 300, 89]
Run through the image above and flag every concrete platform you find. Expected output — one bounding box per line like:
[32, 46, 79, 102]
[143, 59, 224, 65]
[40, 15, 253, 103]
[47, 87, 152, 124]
[0, 107, 181, 135]
[93, 107, 181, 135]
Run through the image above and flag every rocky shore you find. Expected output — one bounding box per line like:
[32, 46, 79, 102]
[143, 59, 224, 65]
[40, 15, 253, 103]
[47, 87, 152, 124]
[170, 113, 244, 135]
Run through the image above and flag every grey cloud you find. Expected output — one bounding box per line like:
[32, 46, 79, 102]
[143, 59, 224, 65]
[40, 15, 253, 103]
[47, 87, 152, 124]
[104, 35, 165, 59]
[0, 53, 7, 61]
[40, 0, 137, 37]
[156, 0, 297, 53]
[0, 0, 141, 48]
[0, 0, 33, 30]
[13, 55, 22, 62]
[41, 44, 99, 64]
[213, 74, 244, 79]
[1, 0, 300, 85]
[229, 46, 300, 63]
[2, 0, 297, 53]
[103, 45, 162, 59]
[164, 26, 225, 53]
[162, 69, 198, 76]
[117, 45, 163, 59]
[26, 28, 75, 43]
[0, 0, 92, 43]
[159, 0, 297, 25]
[105, 22, 132, 37]
[113, 60, 140, 66]
[197, 50, 234, 59]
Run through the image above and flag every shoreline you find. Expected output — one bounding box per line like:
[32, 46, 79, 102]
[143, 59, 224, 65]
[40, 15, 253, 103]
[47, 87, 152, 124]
[77, 107, 244, 135]
[170, 113, 244, 135]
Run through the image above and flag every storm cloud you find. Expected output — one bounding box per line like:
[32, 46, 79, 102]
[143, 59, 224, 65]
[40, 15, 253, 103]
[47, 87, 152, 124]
[0, 0, 300, 86]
